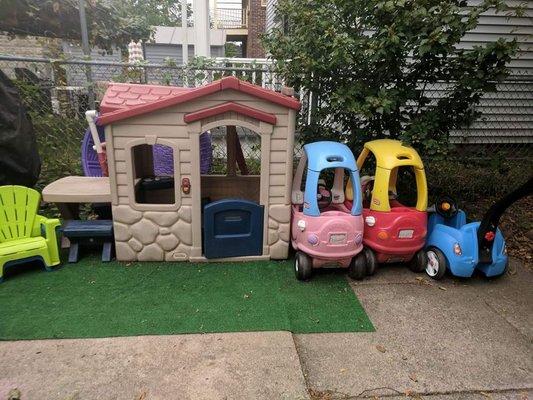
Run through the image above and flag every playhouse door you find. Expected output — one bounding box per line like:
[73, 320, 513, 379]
[203, 199, 264, 259]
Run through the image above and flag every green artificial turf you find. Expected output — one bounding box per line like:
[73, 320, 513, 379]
[0, 257, 374, 340]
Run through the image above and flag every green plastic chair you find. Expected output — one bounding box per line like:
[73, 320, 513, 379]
[0, 185, 61, 282]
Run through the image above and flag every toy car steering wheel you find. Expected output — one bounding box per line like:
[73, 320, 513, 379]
[317, 184, 332, 210]
[435, 195, 458, 219]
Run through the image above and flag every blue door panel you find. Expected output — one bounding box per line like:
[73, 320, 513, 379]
[214, 209, 251, 236]
[203, 199, 264, 259]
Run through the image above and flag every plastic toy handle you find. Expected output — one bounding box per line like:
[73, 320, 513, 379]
[86, 110, 109, 177]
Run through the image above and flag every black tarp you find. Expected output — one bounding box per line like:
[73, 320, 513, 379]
[0, 69, 41, 186]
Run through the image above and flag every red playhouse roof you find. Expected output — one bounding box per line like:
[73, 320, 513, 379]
[99, 83, 190, 114]
[98, 76, 300, 126]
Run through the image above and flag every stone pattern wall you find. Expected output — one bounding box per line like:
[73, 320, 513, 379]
[0, 35, 62, 59]
[0, 35, 62, 79]
[268, 204, 290, 259]
[112, 205, 193, 262]
[247, 0, 267, 58]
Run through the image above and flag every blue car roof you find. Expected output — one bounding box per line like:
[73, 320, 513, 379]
[303, 141, 358, 172]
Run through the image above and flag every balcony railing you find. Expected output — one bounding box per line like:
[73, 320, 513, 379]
[211, 8, 248, 29]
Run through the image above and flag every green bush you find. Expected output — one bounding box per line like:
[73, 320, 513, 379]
[425, 157, 532, 202]
[264, 0, 519, 156]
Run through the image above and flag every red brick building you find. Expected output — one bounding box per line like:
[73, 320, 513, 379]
[246, 0, 266, 58]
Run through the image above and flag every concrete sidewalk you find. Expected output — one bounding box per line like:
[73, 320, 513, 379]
[0, 259, 531, 400]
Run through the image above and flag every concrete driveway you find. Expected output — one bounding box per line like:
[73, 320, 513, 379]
[1, 259, 531, 400]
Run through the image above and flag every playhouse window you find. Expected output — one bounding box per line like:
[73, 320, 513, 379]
[131, 143, 175, 205]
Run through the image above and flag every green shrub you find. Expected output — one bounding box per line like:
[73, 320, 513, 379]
[265, 0, 519, 156]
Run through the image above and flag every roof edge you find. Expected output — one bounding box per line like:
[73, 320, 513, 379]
[184, 102, 277, 125]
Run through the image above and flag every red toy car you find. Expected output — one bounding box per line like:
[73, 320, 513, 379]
[345, 139, 429, 273]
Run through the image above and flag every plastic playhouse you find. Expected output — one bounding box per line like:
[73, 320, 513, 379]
[346, 139, 428, 273]
[62, 76, 300, 262]
[290, 141, 365, 280]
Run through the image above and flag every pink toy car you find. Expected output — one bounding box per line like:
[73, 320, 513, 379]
[290, 142, 366, 280]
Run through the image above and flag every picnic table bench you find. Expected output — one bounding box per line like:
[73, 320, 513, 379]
[62, 220, 114, 262]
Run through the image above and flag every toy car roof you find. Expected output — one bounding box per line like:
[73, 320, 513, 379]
[303, 141, 358, 172]
[363, 139, 424, 170]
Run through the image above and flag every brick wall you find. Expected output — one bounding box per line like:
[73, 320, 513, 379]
[247, 0, 266, 58]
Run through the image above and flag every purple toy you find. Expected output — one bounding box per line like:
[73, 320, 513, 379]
[81, 126, 106, 177]
[82, 129, 212, 177]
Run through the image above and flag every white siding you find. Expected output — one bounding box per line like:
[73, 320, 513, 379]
[143, 43, 194, 65]
[266, 0, 280, 34]
[451, 1, 533, 144]
[462, 1, 533, 75]
[143, 44, 226, 64]
[61, 42, 122, 86]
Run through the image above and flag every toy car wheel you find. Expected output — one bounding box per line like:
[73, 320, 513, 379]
[409, 250, 428, 273]
[348, 253, 366, 280]
[364, 248, 377, 276]
[425, 248, 447, 280]
[489, 258, 509, 279]
[295, 251, 313, 281]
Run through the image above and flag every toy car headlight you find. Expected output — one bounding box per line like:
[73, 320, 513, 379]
[297, 219, 306, 231]
[453, 243, 462, 256]
[365, 216, 376, 227]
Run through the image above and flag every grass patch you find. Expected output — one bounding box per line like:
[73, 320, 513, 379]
[0, 258, 374, 340]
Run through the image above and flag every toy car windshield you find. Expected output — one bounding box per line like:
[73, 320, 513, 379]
[292, 141, 362, 217]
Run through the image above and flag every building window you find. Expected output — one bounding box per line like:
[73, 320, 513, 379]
[131, 143, 175, 205]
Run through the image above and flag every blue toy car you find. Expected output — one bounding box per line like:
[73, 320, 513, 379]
[424, 177, 532, 280]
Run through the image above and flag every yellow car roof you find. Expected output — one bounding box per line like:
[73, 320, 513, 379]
[364, 139, 424, 170]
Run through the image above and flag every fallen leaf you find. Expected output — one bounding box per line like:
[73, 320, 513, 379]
[415, 276, 432, 286]
[7, 388, 21, 400]
[340, 368, 346, 373]
[438, 286, 447, 291]
[376, 344, 386, 353]
[409, 372, 418, 382]
[136, 390, 148, 400]
[480, 391, 492, 399]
